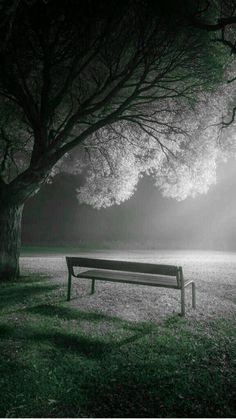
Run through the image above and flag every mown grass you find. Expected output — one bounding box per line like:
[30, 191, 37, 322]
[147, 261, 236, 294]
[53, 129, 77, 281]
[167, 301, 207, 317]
[0, 274, 235, 418]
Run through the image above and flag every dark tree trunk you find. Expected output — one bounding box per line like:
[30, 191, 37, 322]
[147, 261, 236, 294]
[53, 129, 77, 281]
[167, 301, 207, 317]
[0, 203, 24, 280]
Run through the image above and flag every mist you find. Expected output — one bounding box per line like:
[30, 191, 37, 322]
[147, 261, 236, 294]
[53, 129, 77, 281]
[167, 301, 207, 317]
[22, 156, 236, 251]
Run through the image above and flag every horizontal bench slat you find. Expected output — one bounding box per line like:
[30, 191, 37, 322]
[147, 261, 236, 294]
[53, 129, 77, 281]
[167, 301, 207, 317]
[66, 257, 179, 276]
[77, 269, 179, 289]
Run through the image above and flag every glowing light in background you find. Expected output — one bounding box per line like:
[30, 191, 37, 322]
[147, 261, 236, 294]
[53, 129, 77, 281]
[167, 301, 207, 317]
[23, 156, 236, 252]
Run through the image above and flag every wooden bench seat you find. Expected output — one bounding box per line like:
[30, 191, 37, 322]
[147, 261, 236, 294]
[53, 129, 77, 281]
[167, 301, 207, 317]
[77, 269, 179, 288]
[66, 257, 196, 316]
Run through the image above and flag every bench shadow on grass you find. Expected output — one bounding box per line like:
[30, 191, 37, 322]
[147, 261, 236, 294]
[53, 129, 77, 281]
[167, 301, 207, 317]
[0, 324, 114, 359]
[1, 301, 154, 360]
[29, 304, 154, 357]
[27, 303, 155, 334]
[28, 303, 123, 323]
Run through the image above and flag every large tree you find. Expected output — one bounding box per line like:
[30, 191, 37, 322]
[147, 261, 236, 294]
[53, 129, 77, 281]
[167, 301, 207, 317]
[0, 0, 223, 279]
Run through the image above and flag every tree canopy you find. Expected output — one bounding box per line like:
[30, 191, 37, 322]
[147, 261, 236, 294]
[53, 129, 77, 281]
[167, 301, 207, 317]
[0, 0, 227, 207]
[75, 78, 236, 208]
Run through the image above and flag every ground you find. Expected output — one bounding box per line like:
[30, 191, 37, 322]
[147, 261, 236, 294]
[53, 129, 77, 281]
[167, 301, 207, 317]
[21, 249, 236, 323]
[0, 248, 235, 417]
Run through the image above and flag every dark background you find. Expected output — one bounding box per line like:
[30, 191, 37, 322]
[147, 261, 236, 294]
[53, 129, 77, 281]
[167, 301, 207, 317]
[22, 157, 236, 250]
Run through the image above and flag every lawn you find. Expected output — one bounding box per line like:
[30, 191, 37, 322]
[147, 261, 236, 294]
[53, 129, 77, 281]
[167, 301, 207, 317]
[0, 266, 235, 417]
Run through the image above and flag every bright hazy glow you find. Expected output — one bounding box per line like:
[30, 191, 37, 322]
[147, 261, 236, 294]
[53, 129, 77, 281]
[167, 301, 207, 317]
[23, 155, 236, 252]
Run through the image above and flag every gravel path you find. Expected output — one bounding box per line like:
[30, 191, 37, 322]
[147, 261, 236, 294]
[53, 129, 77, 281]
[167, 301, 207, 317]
[20, 250, 236, 323]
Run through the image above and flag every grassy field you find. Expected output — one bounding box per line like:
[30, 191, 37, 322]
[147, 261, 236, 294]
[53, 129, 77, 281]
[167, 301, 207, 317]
[0, 270, 235, 418]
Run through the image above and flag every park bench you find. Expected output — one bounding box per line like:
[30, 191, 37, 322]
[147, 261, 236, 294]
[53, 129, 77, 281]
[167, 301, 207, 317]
[66, 257, 196, 316]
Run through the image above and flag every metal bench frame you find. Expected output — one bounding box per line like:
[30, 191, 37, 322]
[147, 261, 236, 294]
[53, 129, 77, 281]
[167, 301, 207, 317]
[66, 257, 196, 316]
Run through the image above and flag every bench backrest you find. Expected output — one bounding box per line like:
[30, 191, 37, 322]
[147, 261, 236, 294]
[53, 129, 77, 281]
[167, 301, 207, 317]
[66, 257, 182, 286]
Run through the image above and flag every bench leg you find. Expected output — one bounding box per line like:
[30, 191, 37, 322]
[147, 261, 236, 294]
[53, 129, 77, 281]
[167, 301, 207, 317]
[67, 273, 72, 301]
[192, 282, 196, 309]
[91, 279, 95, 294]
[181, 287, 185, 316]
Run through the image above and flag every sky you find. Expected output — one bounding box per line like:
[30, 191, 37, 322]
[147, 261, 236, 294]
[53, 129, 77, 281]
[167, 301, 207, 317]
[22, 156, 236, 251]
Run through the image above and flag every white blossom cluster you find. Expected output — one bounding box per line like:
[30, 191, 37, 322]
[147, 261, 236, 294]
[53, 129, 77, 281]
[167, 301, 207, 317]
[76, 73, 236, 207]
